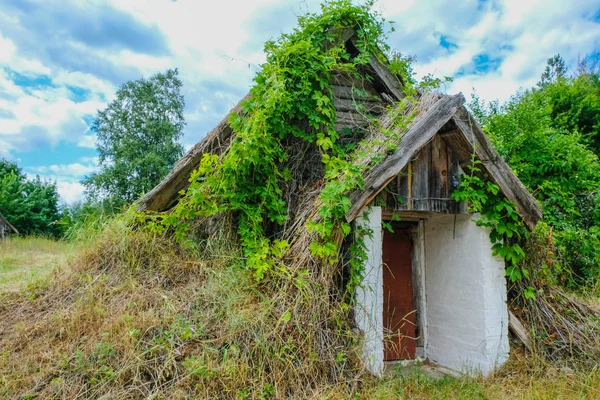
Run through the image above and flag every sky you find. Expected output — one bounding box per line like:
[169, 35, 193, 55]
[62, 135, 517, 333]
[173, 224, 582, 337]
[0, 0, 598, 204]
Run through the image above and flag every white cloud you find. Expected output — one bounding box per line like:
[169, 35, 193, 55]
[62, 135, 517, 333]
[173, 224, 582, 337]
[30, 162, 97, 178]
[383, 0, 600, 102]
[0, 0, 598, 168]
[24, 157, 98, 204]
[56, 181, 86, 204]
[77, 135, 97, 149]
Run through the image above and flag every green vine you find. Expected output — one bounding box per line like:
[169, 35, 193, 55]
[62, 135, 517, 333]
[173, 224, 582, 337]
[451, 156, 530, 283]
[147, 1, 426, 291]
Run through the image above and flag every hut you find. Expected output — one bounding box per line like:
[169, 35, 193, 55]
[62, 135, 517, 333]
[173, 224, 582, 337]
[0, 211, 18, 241]
[138, 29, 541, 377]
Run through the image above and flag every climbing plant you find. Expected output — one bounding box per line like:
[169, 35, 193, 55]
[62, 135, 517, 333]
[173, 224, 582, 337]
[150, 1, 421, 287]
[451, 156, 530, 284]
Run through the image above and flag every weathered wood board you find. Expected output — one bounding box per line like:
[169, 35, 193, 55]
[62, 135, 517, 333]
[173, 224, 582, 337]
[377, 134, 463, 214]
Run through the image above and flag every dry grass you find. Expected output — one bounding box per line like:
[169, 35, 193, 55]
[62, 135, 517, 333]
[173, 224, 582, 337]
[0, 236, 76, 291]
[1, 230, 600, 399]
[0, 219, 364, 399]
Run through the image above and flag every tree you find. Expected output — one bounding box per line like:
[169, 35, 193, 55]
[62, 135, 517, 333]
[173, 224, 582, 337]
[82, 69, 186, 205]
[0, 158, 64, 237]
[470, 54, 600, 282]
[537, 54, 567, 87]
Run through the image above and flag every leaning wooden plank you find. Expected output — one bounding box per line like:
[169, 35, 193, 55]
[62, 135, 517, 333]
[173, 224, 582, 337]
[452, 108, 542, 230]
[137, 94, 249, 212]
[0, 211, 18, 234]
[349, 38, 405, 100]
[367, 54, 405, 100]
[323, 26, 356, 50]
[508, 310, 531, 350]
[346, 94, 465, 222]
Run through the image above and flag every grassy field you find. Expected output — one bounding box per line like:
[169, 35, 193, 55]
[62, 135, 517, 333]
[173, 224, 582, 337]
[0, 236, 75, 290]
[0, 235, 598, 399]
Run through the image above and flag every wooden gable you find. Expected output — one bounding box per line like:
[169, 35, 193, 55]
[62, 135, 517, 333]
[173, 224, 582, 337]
[377, 133, 464, 215]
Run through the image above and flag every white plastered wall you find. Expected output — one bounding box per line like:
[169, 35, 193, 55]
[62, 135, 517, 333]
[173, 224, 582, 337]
[354, 206, 384, 376]
[355, 209, 510, 376]
[424, 214, 509, 375]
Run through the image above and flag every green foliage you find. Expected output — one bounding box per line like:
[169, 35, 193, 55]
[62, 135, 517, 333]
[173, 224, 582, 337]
[452, 157, 529, 283]
[538, 54, 567, 88]
[83, 69, 185, 206]
[469, 54, 600, 283]
[61, 199, 121, 241]
[158, 1, 415, 286]
[0, 158, 64, 237]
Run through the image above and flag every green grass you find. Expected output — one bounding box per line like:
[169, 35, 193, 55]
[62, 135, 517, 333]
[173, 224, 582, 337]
[0, 237, 75, 290]
[367, 360, 600, 399]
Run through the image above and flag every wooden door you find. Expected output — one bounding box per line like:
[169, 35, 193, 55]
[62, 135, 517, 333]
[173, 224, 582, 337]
[382, 227, 416, 360]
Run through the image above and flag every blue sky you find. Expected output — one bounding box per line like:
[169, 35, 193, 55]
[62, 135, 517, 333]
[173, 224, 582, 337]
[0, 0, 599, 203]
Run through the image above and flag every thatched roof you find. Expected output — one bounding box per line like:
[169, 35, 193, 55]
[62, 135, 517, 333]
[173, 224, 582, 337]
[138, 33, 542, 230]
[0, 211, 18, 234]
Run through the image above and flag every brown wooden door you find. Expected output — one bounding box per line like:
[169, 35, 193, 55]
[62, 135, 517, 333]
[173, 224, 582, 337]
[382, 227, 416, 361]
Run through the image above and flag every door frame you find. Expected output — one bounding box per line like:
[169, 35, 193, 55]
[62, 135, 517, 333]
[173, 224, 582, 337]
[382, 223, 417, 360]
[382, 215, 427, 360]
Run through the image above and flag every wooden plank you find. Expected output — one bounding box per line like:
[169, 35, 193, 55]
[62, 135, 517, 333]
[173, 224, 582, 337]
[333, 98, 386, 114]
[0, 211, 18, 234]
[349, 37, 405, 100]
[509, 310, 531, 350]
[440, 129, 472, 164]
[367, 53, 405, 100]
[452, 108, 542, 230]
[346, 94, 465, 222]
[331, 84, 379, 100]
[439, 137, 449, 197]
[381, 210, 432, 221]
[331, 85, 355, 99]
[323, 26, 356, 50]
[411, 143, 430, 211]
[382, 177, 394, 209]
[331, 71, 371, 88]
[336, 111, 371, 128]
[430, 135, 442, 199]
[446, 139, 461, 214]
[404, 163, 411, 210]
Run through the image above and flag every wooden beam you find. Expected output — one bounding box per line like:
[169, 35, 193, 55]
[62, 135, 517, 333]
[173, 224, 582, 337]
[349, 37, 405, 101]
[367, 53, 405, 100]
[346, 94, 465, 222]
[323, 26, 356, 51]
[0, 211, 18, 235]
[333, 98, 386, 114]
[452, 107, 542, 230]
[336, 111, 372, 129]
[508, 310, 531, 350]
[381, 210, 432, 221]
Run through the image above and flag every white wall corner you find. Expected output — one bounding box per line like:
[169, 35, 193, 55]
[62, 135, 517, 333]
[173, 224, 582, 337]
[354, 206, 384, 376]
[476, 215, 510, 373]
[424, 214, 510, 376]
